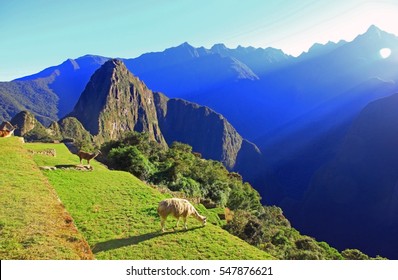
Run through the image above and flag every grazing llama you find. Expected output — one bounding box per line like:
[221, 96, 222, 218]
[77, 150, 102, 165]
[157, 198, 207, 232]
[0, 124, 17, 138]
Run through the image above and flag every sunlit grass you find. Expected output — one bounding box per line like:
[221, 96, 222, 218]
[27, 142, 273, 260]
[0, 137, 92, 259]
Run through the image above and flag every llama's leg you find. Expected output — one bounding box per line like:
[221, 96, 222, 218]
[183, 217, 188, 230]
[160, 217, 166, 232]
[175, 217, 180, 230]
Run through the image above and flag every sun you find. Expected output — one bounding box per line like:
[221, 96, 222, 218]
[379, 48, 392, 59]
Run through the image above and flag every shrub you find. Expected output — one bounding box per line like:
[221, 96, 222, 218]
[169, 176, 202, 198]
[224, 210, 265, 245]
[341, 249, 370, 260]
[108, 146, 155, 180]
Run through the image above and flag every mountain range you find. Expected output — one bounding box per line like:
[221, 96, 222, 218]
[8, 59, 261, 175]
[1, 25, 398, 258]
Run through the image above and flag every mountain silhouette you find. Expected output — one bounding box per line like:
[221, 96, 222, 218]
[300, 93, 398, 259]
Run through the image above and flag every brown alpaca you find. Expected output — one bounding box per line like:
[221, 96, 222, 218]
[77, 150, 101, 165]
[157, 198, 207, 232]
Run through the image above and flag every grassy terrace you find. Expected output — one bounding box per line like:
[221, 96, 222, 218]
[0, 137, 92, 259]
[20, 141, 273, 259]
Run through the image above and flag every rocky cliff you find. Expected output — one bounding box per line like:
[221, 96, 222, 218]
[153, 91, 261, 170]
[68, 59, 166, 146]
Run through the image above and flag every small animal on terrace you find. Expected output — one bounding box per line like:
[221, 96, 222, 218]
[77, 150, 102, 165]
[157, 198, 207, 232]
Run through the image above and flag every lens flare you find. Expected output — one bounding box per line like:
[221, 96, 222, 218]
[379, 48, 392, 59]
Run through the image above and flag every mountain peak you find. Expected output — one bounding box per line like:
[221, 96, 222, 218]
[103, 58, 124, 69]
[180, 41, 193, 47]
[175, 42, 196, 51]
[69, 58, 166, 145]
[365, 24, 383, 38]
[353, 24, 397, 45]
[366, 24, 382, 34]
[98, 59, 132, 79]
[164, 42, 201, 59]
[211, 43, 228, 51]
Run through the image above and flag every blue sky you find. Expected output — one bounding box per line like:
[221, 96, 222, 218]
[1, 0, 398, 81]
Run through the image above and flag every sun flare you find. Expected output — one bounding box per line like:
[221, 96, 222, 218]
[379, 48, 392, 59]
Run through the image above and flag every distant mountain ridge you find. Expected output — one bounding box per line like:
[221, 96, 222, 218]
[0, 42, 290, 124]
[16, 55, 110, 118]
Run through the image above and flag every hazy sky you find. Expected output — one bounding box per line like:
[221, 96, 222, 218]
[1, 0, 398, 81]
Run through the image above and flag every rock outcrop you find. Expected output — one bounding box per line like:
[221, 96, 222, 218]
[68, 59, 166, 146]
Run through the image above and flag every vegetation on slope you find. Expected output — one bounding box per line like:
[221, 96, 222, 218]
[100, 132, 385, 260]
[224, 208, 385, 260]
[3, 132, 381, 259]
[0, 137, 92, 259]
[101, 132, 261, 212]
[27, 142, 272, 260]
[0, 79, 58, 125]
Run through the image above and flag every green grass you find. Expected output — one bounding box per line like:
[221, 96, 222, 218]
[26, 142, 274, 260]
[0, 137, 92, 259]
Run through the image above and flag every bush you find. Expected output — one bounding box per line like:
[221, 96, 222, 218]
[108, 146, 155, 180]
[224, 210, 265, 245]
[259, 206, 291, 227]
[341, 249, 370, 260]
[203, 181, 230, 207]
[227, 182, 262, 213]
[295, 237, 319, 251]
[318, 242, 343, 260]
[169, 176, 202, 198]
[286, 250, 323, 260]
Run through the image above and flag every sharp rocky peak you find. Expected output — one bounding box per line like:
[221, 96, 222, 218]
[102, 58, 125, 70]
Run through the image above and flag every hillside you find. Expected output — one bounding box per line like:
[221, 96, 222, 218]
[0, 79, 58, 126]
[16, 55, 110, 118]
[0, 137, 92, 259]
[300, 93, 398, 259]
[153, 92, 261, 170]
[24, 140, 273, 259]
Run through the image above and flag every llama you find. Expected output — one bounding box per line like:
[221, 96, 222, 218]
[77, 150, 102, 165]
[157, 198, 207, 232]
[0, 124, 17, 138]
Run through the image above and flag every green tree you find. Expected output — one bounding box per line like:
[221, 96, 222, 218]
[108, 146, 155, 180]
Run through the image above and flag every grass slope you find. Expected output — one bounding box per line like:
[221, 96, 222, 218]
[0, 137, 92, 259]
[27, 142, 273, 259]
